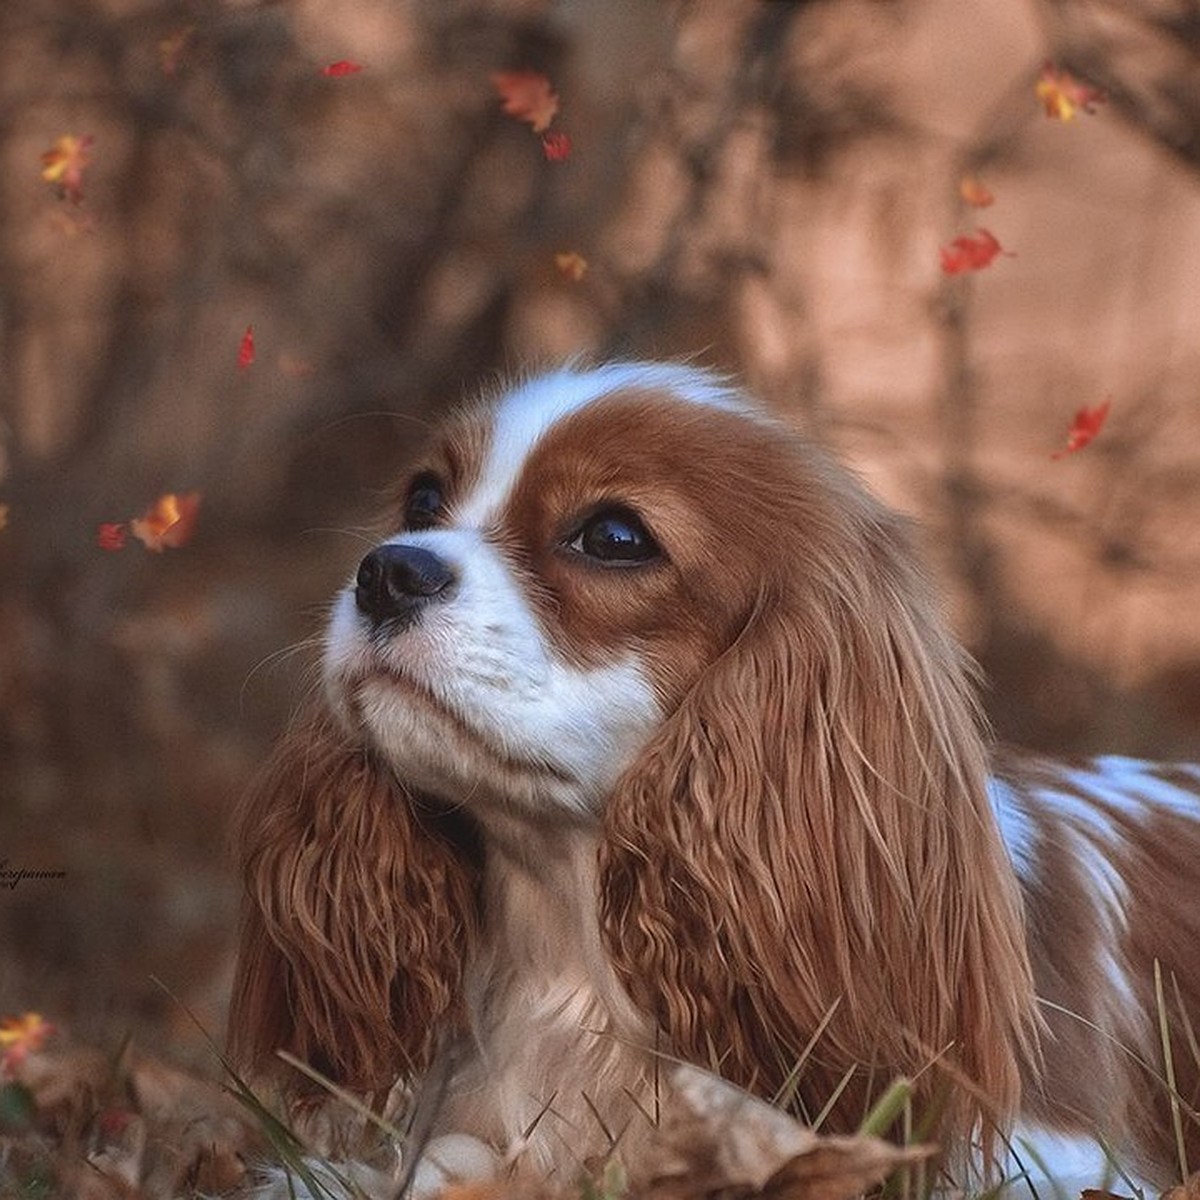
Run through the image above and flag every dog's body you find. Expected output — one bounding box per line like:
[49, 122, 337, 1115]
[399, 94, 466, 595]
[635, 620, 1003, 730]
[993, 755, 1200, 1181]
[229, 364, 1200, 1193]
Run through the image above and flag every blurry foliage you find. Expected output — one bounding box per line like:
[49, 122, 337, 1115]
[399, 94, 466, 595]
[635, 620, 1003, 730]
[0, 0, 1198, 1051]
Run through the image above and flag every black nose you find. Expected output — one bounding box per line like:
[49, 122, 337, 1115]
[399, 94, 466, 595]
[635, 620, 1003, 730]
[354, 544, 457, 627]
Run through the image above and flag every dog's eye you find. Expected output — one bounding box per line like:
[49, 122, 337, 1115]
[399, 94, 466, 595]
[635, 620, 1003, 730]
[404, 473, 445, 530]
[567, 507, 661, 566]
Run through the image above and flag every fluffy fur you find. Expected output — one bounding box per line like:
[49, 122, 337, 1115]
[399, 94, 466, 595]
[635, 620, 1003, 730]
[228, 363, 1200, 1190]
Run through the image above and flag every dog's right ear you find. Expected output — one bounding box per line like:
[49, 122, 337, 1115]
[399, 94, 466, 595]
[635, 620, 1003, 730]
[226, 714, 480, 1092]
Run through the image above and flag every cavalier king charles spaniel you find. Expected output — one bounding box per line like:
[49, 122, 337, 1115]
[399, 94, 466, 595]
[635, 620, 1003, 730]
[229, 362, 1200, 1194]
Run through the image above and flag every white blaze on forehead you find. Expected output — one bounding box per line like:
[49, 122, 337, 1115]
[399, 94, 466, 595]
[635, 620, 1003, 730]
[454, 362, 754, 528]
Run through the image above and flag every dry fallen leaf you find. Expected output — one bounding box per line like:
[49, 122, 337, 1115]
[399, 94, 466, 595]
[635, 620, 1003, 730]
[637, 1066, 933, 1200]
[8, 1034, 257, 1196]
[1161, 1171, 1200, 1200]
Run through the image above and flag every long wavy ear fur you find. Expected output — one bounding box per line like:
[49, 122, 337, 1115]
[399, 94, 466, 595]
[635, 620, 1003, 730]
[599, 473, 1037, 1157]
[227, 714, 480, 1092]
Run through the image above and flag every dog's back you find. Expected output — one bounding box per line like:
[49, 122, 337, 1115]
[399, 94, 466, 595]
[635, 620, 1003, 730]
[991, 757, 1200, 1184]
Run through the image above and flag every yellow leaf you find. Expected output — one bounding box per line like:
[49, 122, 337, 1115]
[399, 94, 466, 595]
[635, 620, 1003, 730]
[40, 134, 94, 203]
[0, 1012, 55, 1073]
[554, 251, 588, 282]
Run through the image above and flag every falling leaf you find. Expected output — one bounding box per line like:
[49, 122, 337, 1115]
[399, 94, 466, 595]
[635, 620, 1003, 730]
[0, 1014, 55, 1075]
[554, 251, 588, 282]
[237, 324, 255, 370]
[541, 131, 572, 161]
[1037, 63, 1105, 122]
[0, 504, 8, 531]
[1051, 399, 1111, 459]
[939, 228, 1010, 275]
[959, 177, 994, 208]
[321, 60, 363, 78]
[40, 134, 94, 204]
[492, 70, 559, 133]
[130, 492, 201, 552]
[97, 522, 127, 551]
[158, 26, 194, 76]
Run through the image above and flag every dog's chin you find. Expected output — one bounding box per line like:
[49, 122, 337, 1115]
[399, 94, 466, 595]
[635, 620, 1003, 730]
[324, 665, 598, 825]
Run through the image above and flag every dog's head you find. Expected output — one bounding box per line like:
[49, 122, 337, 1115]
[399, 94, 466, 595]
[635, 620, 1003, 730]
[230, 362, 1036, 1148]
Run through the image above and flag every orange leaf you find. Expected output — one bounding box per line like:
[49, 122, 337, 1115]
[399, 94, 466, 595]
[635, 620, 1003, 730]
[0, 504, 8, 532]
[959, 177, 994, 208]
[96, 522, 127, 551]
[130, 492, 201, 552]
[0, 1013, 55, 1074]
[554, 251, 588, 282]
[1036, 63, 1105, 122]
[541, 132, 572, 161]
[492, 70, 559, 133]
[237, 325, 255, 370]
[40, 134, 94, 205]
[1051, 399, 1111, 459]
[321, 60, 363, 78]
[939, 228, 1009, 275]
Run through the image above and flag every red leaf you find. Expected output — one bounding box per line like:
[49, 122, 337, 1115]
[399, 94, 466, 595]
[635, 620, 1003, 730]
[237, 325, 255, 370]
[1051, 399, 1111, 459]
[939, 228, 1010, 275]
[97, 522, 127, 551]
[40, 134, 94, 205]
[492, 70, 559, 133]
[130, 492, 201, 552]
[321, 60, 363, 78]
[541, 132, 572, 161]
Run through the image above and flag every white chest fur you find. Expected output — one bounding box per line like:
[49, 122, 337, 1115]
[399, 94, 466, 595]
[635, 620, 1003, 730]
[431, 827, 662, 1176]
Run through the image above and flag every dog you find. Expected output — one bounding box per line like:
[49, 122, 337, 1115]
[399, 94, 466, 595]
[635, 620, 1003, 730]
[229, 362, 1200, 1193]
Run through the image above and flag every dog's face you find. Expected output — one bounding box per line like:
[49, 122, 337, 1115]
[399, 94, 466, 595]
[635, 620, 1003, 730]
[237, 363, 1037, 1149]
[323, 364, 796, 817]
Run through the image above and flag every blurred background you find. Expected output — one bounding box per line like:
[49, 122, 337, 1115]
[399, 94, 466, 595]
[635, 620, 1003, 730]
[1, 0, 1198, 1070]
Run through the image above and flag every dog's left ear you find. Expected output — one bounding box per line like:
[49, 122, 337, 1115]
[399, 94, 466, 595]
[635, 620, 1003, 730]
[227, 713, 480, 1093]
[598, 503, 1037, 1154]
